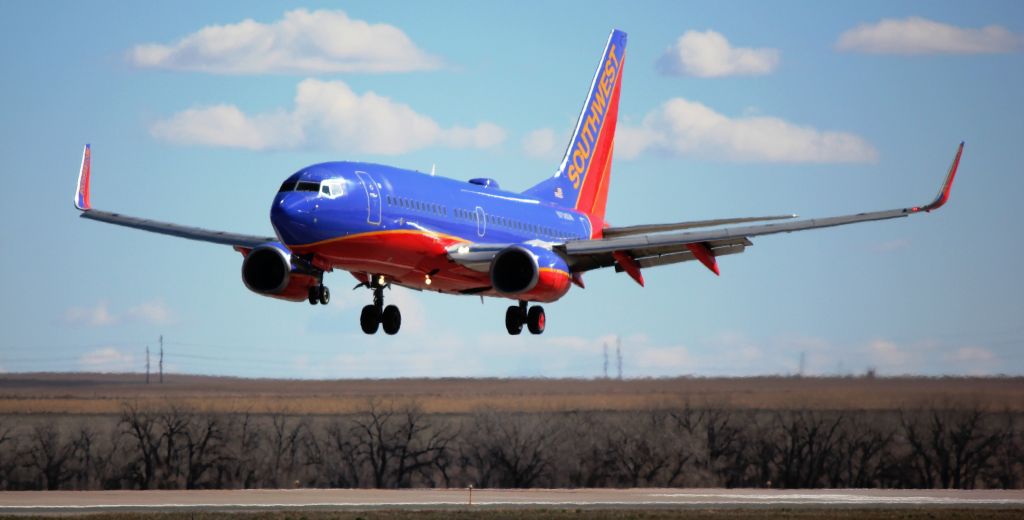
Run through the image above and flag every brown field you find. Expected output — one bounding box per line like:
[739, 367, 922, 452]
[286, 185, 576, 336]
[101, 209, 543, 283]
[1, 510, 1023, 520]
[1, 372, 1022, 415]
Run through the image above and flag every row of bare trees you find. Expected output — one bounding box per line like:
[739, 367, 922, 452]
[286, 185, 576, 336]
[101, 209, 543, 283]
[1, 402, 1020, 490]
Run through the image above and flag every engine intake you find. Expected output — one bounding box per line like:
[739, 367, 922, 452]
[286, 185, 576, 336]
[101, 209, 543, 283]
[490, 246, 539, 295]
[241, 244, 292, 294]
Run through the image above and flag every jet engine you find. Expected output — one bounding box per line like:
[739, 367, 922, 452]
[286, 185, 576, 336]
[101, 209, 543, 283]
[489, 245, 571, 302]
[240, 242, 319, 302]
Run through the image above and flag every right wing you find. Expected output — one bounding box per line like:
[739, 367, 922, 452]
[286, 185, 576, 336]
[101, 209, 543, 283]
[74, 145, 276, 249]
[561, 142, 965, 280]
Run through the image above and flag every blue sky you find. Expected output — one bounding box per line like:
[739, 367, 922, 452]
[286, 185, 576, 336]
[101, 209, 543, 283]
[1, 1, 1022, 378]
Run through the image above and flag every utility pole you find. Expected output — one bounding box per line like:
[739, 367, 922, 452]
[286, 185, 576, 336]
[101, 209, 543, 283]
[798, 351, 806, 377]
[145, 346, 150, 384]
[616, 336, 623, 380]
[603, 342, 609, 379]
[159, 335, 164, 384]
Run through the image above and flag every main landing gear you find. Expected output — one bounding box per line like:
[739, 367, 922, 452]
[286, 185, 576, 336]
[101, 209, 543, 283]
[358, 277, 401, 335]
[505, 301, 545, 335]
[307, 284, 330, 305]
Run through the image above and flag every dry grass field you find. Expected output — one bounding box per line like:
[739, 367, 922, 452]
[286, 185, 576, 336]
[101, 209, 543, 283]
[1, 372, 1021, 415]
[1, 510, 1022, 520]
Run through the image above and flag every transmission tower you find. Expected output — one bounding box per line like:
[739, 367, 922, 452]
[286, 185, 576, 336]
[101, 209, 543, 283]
[603, 342, 609, 379]
[159, 335, 164, 384]
[616, 336, 622, 380]
[145, 346, 150, 384]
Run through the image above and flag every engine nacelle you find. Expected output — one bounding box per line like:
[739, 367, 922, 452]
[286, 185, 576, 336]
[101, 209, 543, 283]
[489, 245, 571, 302]
[240, 242, 319, 302]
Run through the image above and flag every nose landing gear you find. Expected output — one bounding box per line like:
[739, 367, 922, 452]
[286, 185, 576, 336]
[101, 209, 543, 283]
[505, 301, 545, 335]
[358, 276, 401, 335]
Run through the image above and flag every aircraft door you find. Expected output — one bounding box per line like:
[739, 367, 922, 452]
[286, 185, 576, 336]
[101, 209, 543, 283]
[354, 171, 382, 225]
[475, 206, 486, 237]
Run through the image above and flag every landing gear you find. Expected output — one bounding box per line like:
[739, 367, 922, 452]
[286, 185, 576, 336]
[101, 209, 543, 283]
[506, 301, 545, 335]
[505, 305, 524, 335]
[308, 285, 330, 305]
[360, 305, 380, 334]
[382, 305, 401, 335]
[358, 277, 402, 335]
[527, 305, 546, 335]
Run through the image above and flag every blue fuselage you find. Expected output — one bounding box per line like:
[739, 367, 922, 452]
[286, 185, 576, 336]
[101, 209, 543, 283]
[271, 162, 594, 249]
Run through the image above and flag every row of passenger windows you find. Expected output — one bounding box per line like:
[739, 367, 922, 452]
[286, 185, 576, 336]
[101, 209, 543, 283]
[387, 195, 579, 240]
[387, 195, 447, 217]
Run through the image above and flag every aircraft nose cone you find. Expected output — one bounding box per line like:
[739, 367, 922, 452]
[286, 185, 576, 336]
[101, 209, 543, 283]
[271, 193, 316, 245]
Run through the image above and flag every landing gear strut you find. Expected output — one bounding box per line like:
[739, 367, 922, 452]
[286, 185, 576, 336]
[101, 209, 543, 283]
[359, 277, 401, 335]
[506, 301, 545, 335]
[307, 284, 330, 305]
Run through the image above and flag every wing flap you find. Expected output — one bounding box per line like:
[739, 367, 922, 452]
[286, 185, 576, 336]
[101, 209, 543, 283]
[601, 215, 796, 238]
[563, 142, 964, 275]
[81, 210, 275, 249]
[73, 145, 276, 249]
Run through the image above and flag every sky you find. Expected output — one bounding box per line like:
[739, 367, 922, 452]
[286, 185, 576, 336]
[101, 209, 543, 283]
[1, 1, 1023, 378]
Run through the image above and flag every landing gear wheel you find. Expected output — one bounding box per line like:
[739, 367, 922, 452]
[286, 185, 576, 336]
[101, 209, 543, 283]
[382, 305, 401, 335]
[318, 285, 330, 305]
[527, 306, 546, 335]
[308, 287, 319, 305]
[505, 305, 524, 335]
[360, 305, 381, 334]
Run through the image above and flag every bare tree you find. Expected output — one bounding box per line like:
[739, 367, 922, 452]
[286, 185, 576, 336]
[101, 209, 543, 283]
[902, 406, 1004, 488]
[181, 413, 224, 489]
[21, 423, 78, 490]
[263, 412, 307, 488]
[465, 411, 559, 488]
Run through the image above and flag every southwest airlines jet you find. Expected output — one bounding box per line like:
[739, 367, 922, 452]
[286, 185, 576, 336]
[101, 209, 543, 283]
[73, 30, 963, 336]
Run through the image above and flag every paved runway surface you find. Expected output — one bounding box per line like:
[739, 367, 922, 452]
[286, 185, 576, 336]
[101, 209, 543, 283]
[3, 488, 1024, 513]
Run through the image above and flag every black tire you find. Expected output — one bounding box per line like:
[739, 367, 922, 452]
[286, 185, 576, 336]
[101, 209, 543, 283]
[318, 285, 331, 305]
[527, 306, 546, 335]
[360, 305, 380, 334]
[308, 287, 319, 305]
[382, 305, 401, 335]
[505, 305, 524, 335]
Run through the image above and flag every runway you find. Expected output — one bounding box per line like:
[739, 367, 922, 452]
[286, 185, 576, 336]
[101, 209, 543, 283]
[2, 488, 1024, 514]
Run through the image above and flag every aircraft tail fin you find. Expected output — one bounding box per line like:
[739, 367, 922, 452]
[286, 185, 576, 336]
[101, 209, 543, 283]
[523, 29, 627, 226]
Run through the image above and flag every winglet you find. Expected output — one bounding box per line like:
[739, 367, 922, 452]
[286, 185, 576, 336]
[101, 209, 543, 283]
[915, 141, 964, 213]
[74, 144, 92, 211]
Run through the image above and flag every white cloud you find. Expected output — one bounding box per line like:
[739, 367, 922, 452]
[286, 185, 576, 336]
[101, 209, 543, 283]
[867, 339, 911, 367]
[521, 128, 559, 159]
[79, 347, 137, 372]
[125, 301, 175, 325]
[64, 302, 118, 327]
[658, 30, 779, 78]
[63, 300, 175, 327]
[151, 79, 505, 154]
[129, 9, 441, 74]
[837, 17, 1019, 55]
[618, 97, 877, 163]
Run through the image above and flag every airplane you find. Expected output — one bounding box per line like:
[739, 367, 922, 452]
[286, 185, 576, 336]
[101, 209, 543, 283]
[73, 29, 964, 336]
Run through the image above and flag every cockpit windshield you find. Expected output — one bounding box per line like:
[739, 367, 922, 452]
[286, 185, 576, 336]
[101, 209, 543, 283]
[278, 178, 346, 198]
[319, 178, 346, 199]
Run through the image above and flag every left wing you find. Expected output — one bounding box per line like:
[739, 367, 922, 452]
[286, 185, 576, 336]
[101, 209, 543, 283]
[560, 142, 964, 281]
[74, 145, 276, 249]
